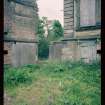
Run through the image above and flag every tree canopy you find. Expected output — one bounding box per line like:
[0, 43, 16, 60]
[48, 20, 64, 41]
[36, 18, 45, 39]
[36, 17, 49, 59]
[36, 18, 64, 59]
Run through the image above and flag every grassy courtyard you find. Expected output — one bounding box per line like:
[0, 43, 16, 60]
[4, 60, 101, 105]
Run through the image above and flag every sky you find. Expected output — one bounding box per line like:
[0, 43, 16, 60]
[37, 0, 64, 26]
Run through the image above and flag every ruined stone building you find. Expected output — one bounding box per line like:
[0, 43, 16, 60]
[4, 0, 38, 67]
[49, 0, 101, 63]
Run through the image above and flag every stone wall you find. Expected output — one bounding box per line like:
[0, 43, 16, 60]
[4, 0, 38, 38]
[49, 38, 100, 63]
[4, 42, 13, 65]
[49, 42, 64, 60]
[11, 42, 38, 67]
[49, 0, 101, 63]
[61, 41, 78, 61]
[10, 0, 38, 40]
[4, 0, 38, 67]
[4, 0, 13, 33]
[79, 40, 97, 63]
[4, 38, 38, 67]
[64, 0, 74, 38]
[75, 30, 101, 38]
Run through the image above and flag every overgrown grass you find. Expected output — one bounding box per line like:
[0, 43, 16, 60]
[4, 64, 40, 88]
[4, 60, 101, 105]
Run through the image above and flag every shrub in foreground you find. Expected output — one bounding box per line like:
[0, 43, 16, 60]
[4, 68, 32, 87]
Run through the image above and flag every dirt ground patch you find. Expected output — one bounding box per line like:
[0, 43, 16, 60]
[4, 92, 12, 105]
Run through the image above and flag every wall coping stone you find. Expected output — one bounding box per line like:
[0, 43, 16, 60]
[61, 36, 100, 41]
[49, 35, 100, 45]
[4, 36, 38, 43]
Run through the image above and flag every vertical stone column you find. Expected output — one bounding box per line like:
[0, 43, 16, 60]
[49, 44, 54, 59]
[64, 0, 74, 38]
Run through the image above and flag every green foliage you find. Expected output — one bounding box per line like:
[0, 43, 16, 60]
[4, 64, 39, 87]
[38, 38, 49, 59]
[4, 60, 101, 105]
[42, 16, 48, 25]
[36, 18, 45, 39]
[4, 69, 31, 87]
[36, 17, 64, 59]
[48, 20, 64, 41]
[36, 17, 49, 59]
[52, 20, 64, 37]
[23, 64, 40, 70]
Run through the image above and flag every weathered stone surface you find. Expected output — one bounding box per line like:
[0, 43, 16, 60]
[4, 42, 13, 65]
[4, 0, 14, 33]
[49, 42, 64, 60]
[4, 41, 38, 67]
[11, 42, 38, 67]
[12, 1, 37, 39]
[4, 0, 38, 66]
[79, 41, 97, 62]
[4, 0, 38, 37]
[61, 0, 101, 62]
[75, 30, 101, 37]
[61, 41, 78, 61]
[49, 39, 99, 63]
[64, 0, 74, 38]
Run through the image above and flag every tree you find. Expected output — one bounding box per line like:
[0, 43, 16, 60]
[48, 20, 64, 41]
[36, 17, 49, 59]
[36, 18, 63, 59]
[38, 38, 49, 59]
[42, 16, 50, 37]
[36, 18, 45, 39]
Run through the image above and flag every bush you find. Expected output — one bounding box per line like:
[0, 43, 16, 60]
[40, 60, 100, 74]
[38, 38, 49, 59]
[62, 60, 101, 71]
[23, 64, 40, 72]
[4, 68, 32, 87]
